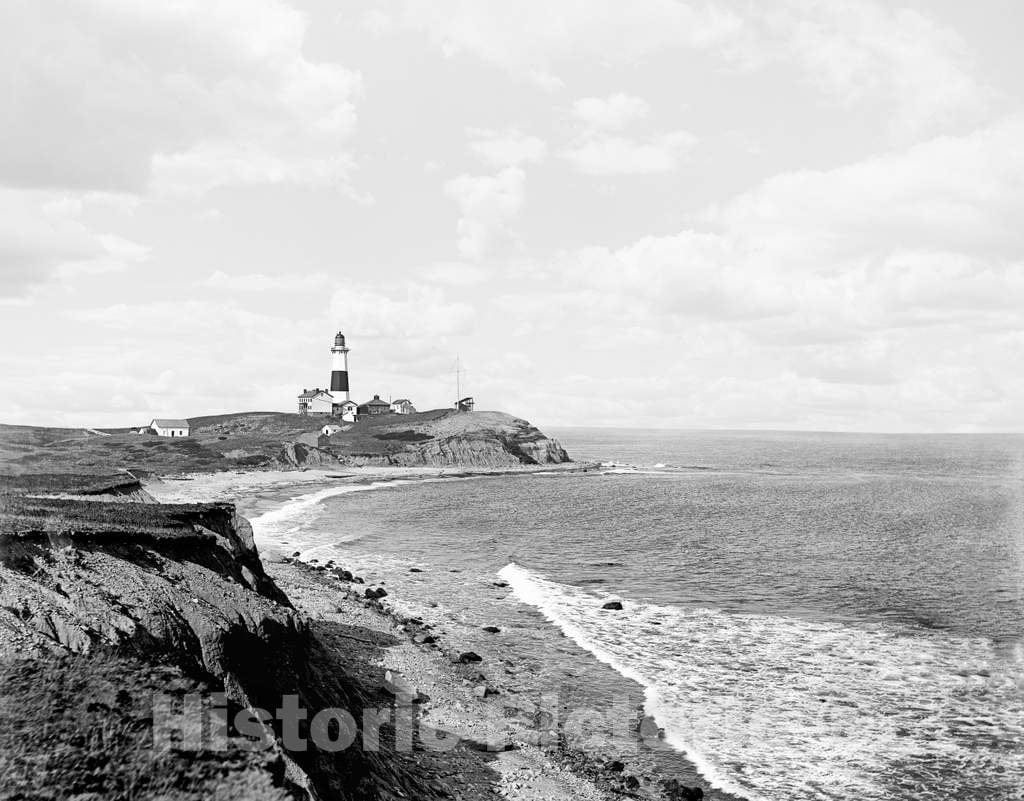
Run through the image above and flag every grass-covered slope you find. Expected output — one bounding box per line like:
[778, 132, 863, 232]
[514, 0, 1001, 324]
[0, 409, 570, 475]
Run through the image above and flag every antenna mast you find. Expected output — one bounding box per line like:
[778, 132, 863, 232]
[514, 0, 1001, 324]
[454, 356, 467, 404]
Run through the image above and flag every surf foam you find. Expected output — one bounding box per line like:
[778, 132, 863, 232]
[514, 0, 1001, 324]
[498, 563, 1024, 801]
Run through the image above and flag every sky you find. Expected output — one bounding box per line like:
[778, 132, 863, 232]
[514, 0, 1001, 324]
[1, 0, 1022, 432]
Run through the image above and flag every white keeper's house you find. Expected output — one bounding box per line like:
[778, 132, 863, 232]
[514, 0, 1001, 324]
[390, 398, 416, 415]
[150, 419, 190, 438]
[297, 388, 333, 415]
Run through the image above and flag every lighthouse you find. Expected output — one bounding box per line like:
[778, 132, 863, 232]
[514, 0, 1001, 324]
[330, 331, 350, 401]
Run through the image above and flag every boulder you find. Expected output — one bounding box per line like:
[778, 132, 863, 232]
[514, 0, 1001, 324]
[383, 669, 416, 697]
[662, 779, 704, 800]
[364, 587, 388, 600]
[482, 625, 501, 634]
[605, 760, 625, 773]
[602, 600, 624, 610]
[456, 651, 482, 664]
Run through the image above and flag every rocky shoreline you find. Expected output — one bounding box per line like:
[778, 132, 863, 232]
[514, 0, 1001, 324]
[0, 468, 710, 801]
[270, 555, 710, 801]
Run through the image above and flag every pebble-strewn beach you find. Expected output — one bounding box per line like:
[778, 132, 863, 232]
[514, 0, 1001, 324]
[150, 467, 722, 801]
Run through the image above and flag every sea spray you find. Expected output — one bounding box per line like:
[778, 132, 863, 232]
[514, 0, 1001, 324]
[498, 563, 761, 801]
[498, 562, 1024, 801]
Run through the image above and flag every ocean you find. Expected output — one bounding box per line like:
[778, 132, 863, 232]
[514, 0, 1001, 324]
[235, 428, 1023, 800]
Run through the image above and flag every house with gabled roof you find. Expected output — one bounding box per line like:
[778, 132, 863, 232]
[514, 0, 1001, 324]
[334, 398, 358, 421]
[390, 398, 416, 415]
[150, 418, 190, 437]
[297, 388, 333, 415]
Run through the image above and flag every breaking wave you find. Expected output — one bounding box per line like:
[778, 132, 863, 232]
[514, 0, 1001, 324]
[498, 563, 1024, 801]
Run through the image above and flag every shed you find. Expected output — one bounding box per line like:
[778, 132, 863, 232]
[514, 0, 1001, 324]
[333, 398, 358, 421]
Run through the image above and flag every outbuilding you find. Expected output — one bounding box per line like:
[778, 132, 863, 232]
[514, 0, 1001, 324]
[321, 424, 343, 436]
[390, 398, 416, 415]
[150, 419, 190, 438]
[333, 398, 358, 422]
[357, 394, 391, 416]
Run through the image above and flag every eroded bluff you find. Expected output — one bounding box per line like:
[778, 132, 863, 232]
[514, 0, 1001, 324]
[0, 480, 456, 801]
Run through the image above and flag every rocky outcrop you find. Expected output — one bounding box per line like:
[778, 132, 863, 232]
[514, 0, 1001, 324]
[0, 489, 451, 801]
[273, 441, 339, 470]
[326, 410, 571, 468]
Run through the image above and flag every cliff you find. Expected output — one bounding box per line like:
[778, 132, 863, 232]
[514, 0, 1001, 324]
[0, 478, 461, 800]
[0, 409, 570, 475]
[321, 410, 571, 467]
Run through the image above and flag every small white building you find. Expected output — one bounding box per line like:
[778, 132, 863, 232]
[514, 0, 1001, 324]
[321, 424, 343, 436]
[298, 388, 334, 415]
[150, 418, 190, 438]
[390, 398, 416, 415]
[333, 398, 358, 422]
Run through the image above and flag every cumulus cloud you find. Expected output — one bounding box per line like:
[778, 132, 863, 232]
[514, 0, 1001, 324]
[328, 283, 479, 394]
[704, 115, 1024, 261]
[395, 0, 993, 137]
[11, 300, 327, 424]
[571, 94, 651, 131]
[421, 262, 490, 287]
[564, 131, 698, 175]
[760, 1, 996, 139]
[397, 0, 742, 90]
[202, 270, 332, 292]
[562, 93, 696, 175]
[443, 167, 526, 259]
[0, 0, 361, 195]
[0, 189, 145, 299]
[467, 128, 547, 168]
[329, 283, 476, 340]
[490, 116, 1024, 430]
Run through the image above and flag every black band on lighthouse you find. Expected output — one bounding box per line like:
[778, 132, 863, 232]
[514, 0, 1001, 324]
[331, 371, 349, 392]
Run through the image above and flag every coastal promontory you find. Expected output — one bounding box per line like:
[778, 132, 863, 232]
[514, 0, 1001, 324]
[0, 408, 570, 475]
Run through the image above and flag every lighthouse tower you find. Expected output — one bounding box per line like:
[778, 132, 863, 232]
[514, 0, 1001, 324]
[330, 331, 350, 401]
